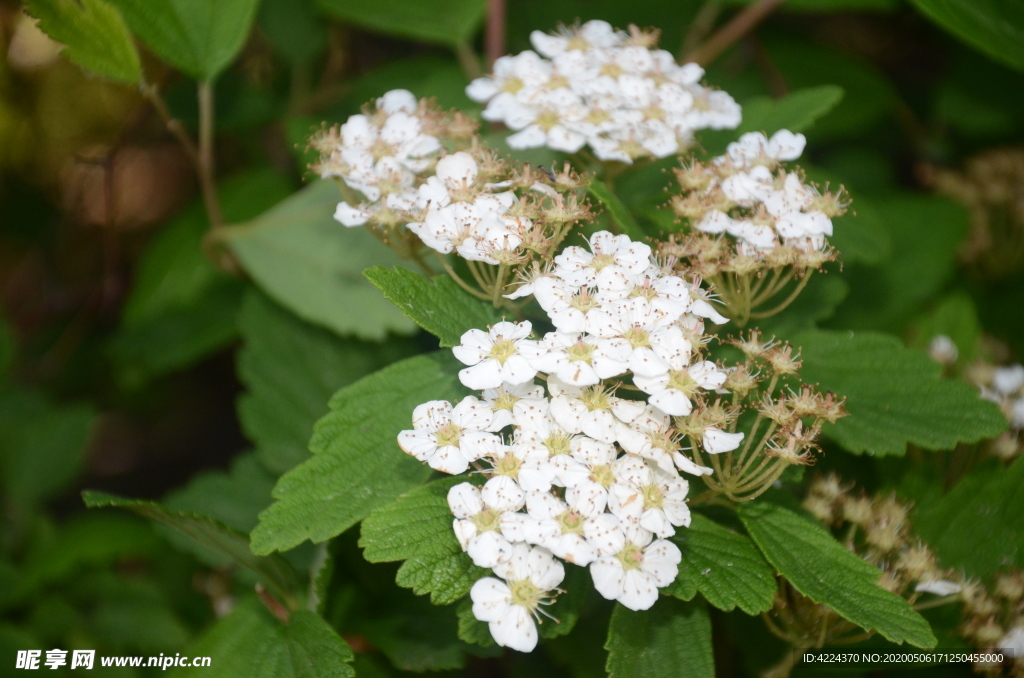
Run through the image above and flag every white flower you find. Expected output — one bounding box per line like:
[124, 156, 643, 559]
[999, 627, 1024, 658]
[448, 476, 525, 568]
[471, 544, 565, 652]
[927, 335, 959, 365]
[559, 437, 620, 518]
[614, 405, 681, 475]
[913, 579, 962, 596]
[587, 516, 682, 610]
[479, 382, 547, 431]
[453, 321, 539, 389]
[553, 231, 652, 287]
[397, 398, 501, 474]
[518, 492, 599, 565]
[993, 365, 1024, 395]
[607, 456, 691, 538]
[726, 130, 806, 168]
[548, 377, 646, 443]
[702, 428, 745, 454]
[526, 332, 631, 387]
[634, 360, 727, 416]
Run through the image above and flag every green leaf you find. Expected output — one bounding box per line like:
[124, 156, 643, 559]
[738, 86, 845, 135]
[83, 491, 300, 604]
[360, 596, 475, 671]
[915, 458, 1024, 579]
[315, 0, 486, 47]
[364, 266, 501, 348]
[347, 57, 475, 113]
[0, 388, 96, 512]
[237, 291, 415, 475]
[667, 514, 776, 615]
[763, 39, 895, 140]
[106, 0, 259, 80]
[793, 329, 1008, 455]
[258, 0, 327, 64]
[109, 170, 291, 387]
[164, 453, 276, 534]
[834, 195, 970, 331]
[587, 179, 648, 241]
[910, 0, 1024, 72]
[25, 0, 140, 83]
[220, 180, 415, 340]
[908, 293, 981, 367]
[606, 598, 714, 678]
[756, 273, 849, 337]
[250, 352, 467, 555]
[360, 476, 486, 604]
[168, 598, 354, 678]
[739, 502, 936, 647]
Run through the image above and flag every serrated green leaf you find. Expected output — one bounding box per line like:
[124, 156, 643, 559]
[915, 458, 1024, 579]
[314, 0, 486, 47]
[738, 85, 845, 135]
[109, 170, 292, 387]
[793, 329, 1008, 455]
[83, 491, 300, 605]
[910, 0, 1024, 72]
[220, 180, 416, 340]
[667, 514, 776, 615]
[0, 387, 96, 512]
[587, 179, 648, 241]
[237, 291, 415, 475]
[364, 266, 501, 348]
[606, 598, 714, 678]
[168, 598, 354, 678]
[360, 476, 486, 604]
[106, 0, 259, 80]
[739, 502, 936, 648]
[251, 352, 467, 555]
[26, 0, 141, 83]
[908, 293, 981, 367]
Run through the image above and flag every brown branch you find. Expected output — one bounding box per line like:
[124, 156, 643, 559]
[684, 0, 786, 67]
[485, 0, 507, 67]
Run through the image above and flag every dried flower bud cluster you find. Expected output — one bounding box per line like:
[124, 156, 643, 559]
[803, 475, 960, 597]
[465, 21, 740, 163]
[931, 148, 1024, 279]
[397, 232, 754, 652]
[963, 359, 1024, 461]
[664, 131, 847, 274]
[956, 571, 1024, 674]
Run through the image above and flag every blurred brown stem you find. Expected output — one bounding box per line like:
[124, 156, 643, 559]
[197, 81, 224, 228]
[685, 0, 786, 67]
[486, 0, 507, 66]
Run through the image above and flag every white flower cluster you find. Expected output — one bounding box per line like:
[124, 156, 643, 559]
[406, 151, 531, 264]
[979, 363, 1024, 430]
[397, 232, 745, 652]
[684, 130, 836, 256]
[465, 21, 740, 163]
[315, 90, 444, 228]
